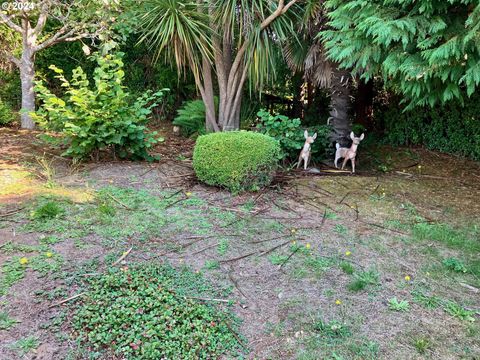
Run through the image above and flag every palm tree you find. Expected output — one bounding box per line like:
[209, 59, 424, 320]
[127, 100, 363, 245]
[284, 1, 352, 146]
[137, 0, 299, 132]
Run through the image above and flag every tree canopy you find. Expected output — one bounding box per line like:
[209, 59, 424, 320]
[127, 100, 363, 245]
[322, 0, 480, 108]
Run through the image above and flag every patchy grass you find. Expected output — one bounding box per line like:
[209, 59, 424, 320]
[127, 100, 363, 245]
[9, 335, 40, 356]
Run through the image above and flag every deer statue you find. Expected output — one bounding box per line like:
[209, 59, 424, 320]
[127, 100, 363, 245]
[334, 132, 365, 173]
[297, 130, 317, 170]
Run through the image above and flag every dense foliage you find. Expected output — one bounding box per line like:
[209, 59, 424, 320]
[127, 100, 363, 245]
[255, 109, 331, 161]
[380, 94, 480, 160]
[72, 263, 242, 359]
[0, 99, 15, 125]
[322, 0, 480, 108]
[33, 53, 166, 160]
[193, 131, 281, 192]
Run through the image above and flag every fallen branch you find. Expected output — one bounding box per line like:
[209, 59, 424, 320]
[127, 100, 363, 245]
[189, 242, 220, 256]
[279, 247, 300, 268]
[106, 193, 135, 211]
[220, 251, 258, 264]
[49, 292, 86, 308]
[182, 295, 233, 303]
[259, 240, 292, 257]
[0, 207, 24, 217]
[112, 247, 133, 266]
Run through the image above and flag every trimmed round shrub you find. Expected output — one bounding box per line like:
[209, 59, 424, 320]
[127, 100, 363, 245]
[193, 131, 281, 192]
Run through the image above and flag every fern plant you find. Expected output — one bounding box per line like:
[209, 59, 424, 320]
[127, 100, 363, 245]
[173, 97, 219, 137]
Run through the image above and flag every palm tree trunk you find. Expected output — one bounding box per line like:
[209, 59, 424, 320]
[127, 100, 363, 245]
[329, 68, 351, 146]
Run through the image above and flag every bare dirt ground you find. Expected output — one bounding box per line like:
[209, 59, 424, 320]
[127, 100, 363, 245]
[0, 127, 479, 359]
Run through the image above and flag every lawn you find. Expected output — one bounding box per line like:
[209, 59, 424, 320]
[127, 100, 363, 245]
[0, 128, 479, 359]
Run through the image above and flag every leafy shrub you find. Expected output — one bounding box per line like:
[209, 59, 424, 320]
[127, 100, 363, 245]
[0, 98, 15, 126]
[380, 93, 480, 160]
[72, 264, 242, 359]
[32, 52, 166, 160]
[255, 109, 330, 160]
[193, 131, 281, 192]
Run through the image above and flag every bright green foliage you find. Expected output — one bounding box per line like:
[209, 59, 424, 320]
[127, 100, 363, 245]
[30, 200, 65, 220]
[172, 98, 218, 137]
[380, 94, 480, 160]
[9, 336, 40, 356]
[32, 52, 166, 160]
[193, 131, 281, 192]
[0, 98, 15, 125]
[72, 264, 242, 359]
[0, 311, 18, 330]
[255, 109, 331, 160]
[388, 297, 410, 312]
[442, 258, 468, 273]
[322, 0, 480, 107]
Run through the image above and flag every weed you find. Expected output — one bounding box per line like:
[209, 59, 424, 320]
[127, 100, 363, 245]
[71, 263, 243, 359]
[314, 319, 351, 339]
[0, 257, 27, 295]
[0, 311, 18, 330]
[411, 290, 441, 309]
[38, 235, 61, 245]
[443, 301, 476, 322]
[217, 239, 229, 256]
[204, 260, 220, 270]
[388, 297, 410, 312]
[413, 337, 431, 354]
[269, 254, 289, 265]
[442, 258, 468, 273]
[36, 156, 56, 188]
[30, 200, 65, 220]
[324, 210, 338, 220]
[334, 224, 348, 235]
[9, 335, 39, 355]
[412, 222, 480, 253]
[340, 262, 354, 275]
[347, 269, 380, 292]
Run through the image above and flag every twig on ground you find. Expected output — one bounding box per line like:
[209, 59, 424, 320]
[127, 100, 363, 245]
[0, 207, 24, 217]
[181, 295, 233, 303]
[106, 193, 135, 211]
[189, 242, 220, 256]
[48, 292, 86, 308]
[163, 189, 183, 200]
[112, 247, 133, 266]
[220, 251, 258, 264]
[259, 240, 292, 257]
[279, 247, 300, 268]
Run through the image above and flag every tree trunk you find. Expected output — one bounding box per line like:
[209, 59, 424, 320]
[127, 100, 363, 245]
[19, 53, 35, 129]
[329, 68, 351, 146]
[354, 77, 374, 130]
[202, 57, 217, 132]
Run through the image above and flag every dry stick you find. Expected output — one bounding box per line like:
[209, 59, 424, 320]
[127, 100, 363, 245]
[163, 189, 183, 200]
[220, 250, 258, 264]
[0, 207, 24, 217]
[224, 320, 248, 349]
[227, 269, 250, 300]
[189, 242, 220, 256]
[181, 295, 233, 303]
[259, 240, 292, 257]
[48, 292, 86, 308]
[321, 208, 327, 226]
[106, 193, 135, 211]
[338, 191, 350, 205]
[112, 247, 133, 266]
[360, 220, 408, 235]
[369, 184, 380, 196]
[279, 247, 300, 269]
[250, 234, 291, 244]
[165, 197, 187, 209]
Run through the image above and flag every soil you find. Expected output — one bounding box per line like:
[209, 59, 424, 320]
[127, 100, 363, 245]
[0, 126, 479, 360]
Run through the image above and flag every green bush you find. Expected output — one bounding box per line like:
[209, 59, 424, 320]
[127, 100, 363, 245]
[380, 94, 480, 160]
[193, 131, 281, 192]
[0, 99, 15, 126]
[32, 52, 167, 160]
[255, 109, 331, 160]
[173, 99, 209, 137]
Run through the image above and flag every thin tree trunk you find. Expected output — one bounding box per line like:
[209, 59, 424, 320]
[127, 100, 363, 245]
[19, 53, 35, 129]
[202, 57, 217, 132]
[329, 68, 351, 146]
